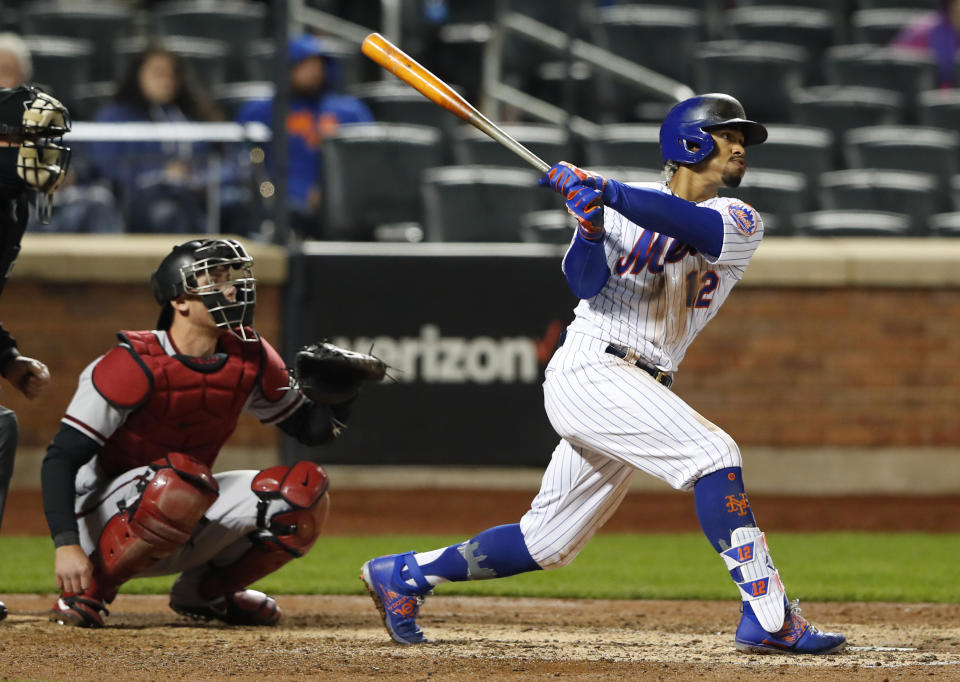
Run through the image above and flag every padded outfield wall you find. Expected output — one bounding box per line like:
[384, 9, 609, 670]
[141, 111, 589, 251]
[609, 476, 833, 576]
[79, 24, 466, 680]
[3, 234, 959, 494]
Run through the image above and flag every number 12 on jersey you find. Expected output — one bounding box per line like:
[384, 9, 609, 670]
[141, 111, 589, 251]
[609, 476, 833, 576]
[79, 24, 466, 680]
[686, 270, 719, 308]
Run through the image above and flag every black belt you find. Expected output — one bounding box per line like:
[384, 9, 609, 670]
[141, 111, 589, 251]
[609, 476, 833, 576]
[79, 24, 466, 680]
[557, 331, 673, 389]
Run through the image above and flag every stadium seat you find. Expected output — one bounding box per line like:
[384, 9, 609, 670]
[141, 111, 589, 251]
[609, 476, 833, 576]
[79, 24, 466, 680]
[452, 124, 570, 170]
[588, 5, 702, 87]
[850, 9, 930, 45]
[791, 85, 903, 139]
[583, 124, 662, 168]
[718, 168, 808, 235]
[742, 125, 834, 195]
[586, 167, 664, 185]
[727, 0, 848, 40]
[724, 6, 835, 84]
[18, 2, 134, 83]
[213, 81, 275, 119]
[116, 35, 230, 89]
[917, 90, 960, 136]
[422, 165, 543, 242]
[151, 0, 267, 82]
[430, 23, 491, 108]
[520, 210, 576, 244]
[529, 60, 597, 120]
[843, 126, 960, 205]
[70, 80, 117, 121]
[819, 169, 941, 235]
[22, 35, 94, 111]
[349, 81, 457, 144]
[927, 212, 960, 237]
[322, 123, 444, 240]
[953, 174, 960, 211]
[855, 0, 939, 9]
[824, 45, 937, 120]
[793, 210, 912, 237]
[693, 41, 808, 123]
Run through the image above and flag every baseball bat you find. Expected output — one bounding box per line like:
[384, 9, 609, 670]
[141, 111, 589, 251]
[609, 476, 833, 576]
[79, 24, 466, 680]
[361, 32, 550, 173]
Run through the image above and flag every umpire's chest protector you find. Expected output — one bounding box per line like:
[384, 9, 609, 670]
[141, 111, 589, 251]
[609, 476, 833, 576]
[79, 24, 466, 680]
[93, 330, 267, 476]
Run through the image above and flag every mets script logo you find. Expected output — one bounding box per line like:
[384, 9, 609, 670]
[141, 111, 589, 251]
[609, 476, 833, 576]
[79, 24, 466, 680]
[728, 203, 758, 236]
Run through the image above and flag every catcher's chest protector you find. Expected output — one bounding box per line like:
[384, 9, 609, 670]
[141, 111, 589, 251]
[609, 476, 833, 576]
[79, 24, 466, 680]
[95, 330, 262, 476]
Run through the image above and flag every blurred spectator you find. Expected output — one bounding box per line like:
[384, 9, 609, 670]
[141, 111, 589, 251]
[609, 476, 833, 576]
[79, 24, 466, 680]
[0, 32, 30, 88]
[237, 33, 374, 239]
[891, 0, 960, 88]
[0, 31, 123, 233]
[90, 44, 225, 233]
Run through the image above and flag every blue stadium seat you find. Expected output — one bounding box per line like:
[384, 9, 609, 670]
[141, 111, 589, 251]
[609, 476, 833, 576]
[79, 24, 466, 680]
[583, 124, 662, 168]
[850, 9, 930, 45]
[819, 169, 941, 235]
[422, 165, 543, 242]
[917, 90, 960, 136]
[824, 45, 937, 119]
[520, 210, 575, 244]
[452, 124, 570, 171]
[719, 168, 808, 235]
[693, 41, 808, 123]
[793, 210, 912, 237]
[843, 125, 960, 206]
[18, 2, 134, 82]
[151, 0, 268, 81]
[322, 123, 444, 240]
[742, 125, 834, 195]
[23, 35, 93, 112]
[724, 6, 835, 84]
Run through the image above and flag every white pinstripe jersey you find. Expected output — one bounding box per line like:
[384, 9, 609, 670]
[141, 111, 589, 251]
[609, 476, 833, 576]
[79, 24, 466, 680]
[565, 181, 764, 373]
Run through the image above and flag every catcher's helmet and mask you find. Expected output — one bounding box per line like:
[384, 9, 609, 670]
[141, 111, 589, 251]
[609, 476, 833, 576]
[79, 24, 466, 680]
[0, 84, 71, 222]
[659, 93, 767, 165]
[150, 239, 258, 341]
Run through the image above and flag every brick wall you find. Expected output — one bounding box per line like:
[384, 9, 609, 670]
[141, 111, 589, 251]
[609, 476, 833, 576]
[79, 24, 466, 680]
[0, 281, 283, 450]
[678, 287, 960, 447]
[2, 281, 958, 450]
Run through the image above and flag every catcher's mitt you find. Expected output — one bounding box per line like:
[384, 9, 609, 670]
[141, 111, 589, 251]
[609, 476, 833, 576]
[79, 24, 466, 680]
[294, 342, 386, 404]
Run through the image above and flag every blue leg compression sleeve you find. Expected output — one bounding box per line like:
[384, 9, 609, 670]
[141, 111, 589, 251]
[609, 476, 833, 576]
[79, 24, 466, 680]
[412, 523, 542, 582]
[694, 467, 757, 552]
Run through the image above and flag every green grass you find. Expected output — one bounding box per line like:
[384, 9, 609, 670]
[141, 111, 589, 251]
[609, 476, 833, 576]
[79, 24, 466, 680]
[2, 533, 958, 602]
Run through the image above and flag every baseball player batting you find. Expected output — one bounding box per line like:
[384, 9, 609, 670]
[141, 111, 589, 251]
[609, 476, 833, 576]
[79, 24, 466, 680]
[361, 93, 847, 655]
[40, 238, 383, 627]
[0, 85, 71, 622]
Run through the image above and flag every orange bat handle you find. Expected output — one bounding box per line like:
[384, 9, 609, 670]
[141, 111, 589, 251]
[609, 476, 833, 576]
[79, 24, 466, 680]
[361, 32, 549, 173]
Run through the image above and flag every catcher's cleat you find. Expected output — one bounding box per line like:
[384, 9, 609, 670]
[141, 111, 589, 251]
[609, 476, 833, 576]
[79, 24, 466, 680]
[0, 599, 7, 621]
[51, 593, 109, 628]
[170, 589, 280, 626]
[360, 552, 431, 645]
[735, 599, 846, 654]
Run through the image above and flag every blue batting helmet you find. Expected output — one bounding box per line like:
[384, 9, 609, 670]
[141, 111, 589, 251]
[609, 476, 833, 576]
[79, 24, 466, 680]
[659, 93, 767, 165]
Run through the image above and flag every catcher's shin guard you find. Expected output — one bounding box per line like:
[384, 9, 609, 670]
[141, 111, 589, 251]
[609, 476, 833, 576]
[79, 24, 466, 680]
[195, 461, 329, 600]
[721, 526, 786, 633]
[93, 453, 219, 601]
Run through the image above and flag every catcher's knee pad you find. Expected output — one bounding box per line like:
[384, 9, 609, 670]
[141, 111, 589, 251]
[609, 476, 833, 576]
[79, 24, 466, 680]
[196, 461, 329, 599]
[95, 453, 219, 595]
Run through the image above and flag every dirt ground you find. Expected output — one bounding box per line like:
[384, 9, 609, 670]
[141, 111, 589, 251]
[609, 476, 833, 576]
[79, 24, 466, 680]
[2, 489, 958, 680]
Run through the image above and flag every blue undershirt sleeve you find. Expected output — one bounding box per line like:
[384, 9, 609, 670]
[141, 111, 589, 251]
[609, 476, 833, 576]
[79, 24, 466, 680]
[602, 179, 724, 259]
[562, 231, 611, 300]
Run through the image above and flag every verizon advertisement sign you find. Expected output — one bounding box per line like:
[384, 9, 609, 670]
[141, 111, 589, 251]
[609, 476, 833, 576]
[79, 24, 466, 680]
[282, 244, 576, 466]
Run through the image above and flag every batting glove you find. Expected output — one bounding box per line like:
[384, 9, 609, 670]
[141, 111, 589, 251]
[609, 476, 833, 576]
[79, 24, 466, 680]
[565, 185, 604, 239]
[539, 161, 606, 196]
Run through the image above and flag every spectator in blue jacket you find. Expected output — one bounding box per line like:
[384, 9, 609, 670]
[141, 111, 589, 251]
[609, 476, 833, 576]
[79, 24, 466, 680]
[237, 34, 374, 239]
[90, 45, 224, 233]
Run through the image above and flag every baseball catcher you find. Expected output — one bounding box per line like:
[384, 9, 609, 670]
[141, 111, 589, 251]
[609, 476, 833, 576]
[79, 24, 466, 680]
[0, 85, 70, 621]
[41, 238, 376, 627]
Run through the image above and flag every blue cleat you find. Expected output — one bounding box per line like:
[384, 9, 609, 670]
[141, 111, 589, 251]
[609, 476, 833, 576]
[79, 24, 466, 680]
[360, 551, 432, 645]
[735, 599, 846, 654]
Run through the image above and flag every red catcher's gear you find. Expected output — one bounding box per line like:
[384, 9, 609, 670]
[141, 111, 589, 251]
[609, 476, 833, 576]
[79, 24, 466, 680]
[194, 462, 330, 599]
[92, 330, 290, 476]
[91, 453, 219, 604]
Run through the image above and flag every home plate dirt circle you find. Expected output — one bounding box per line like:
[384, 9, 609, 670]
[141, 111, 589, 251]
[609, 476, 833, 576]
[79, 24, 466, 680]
[0, 595, 957, 680]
